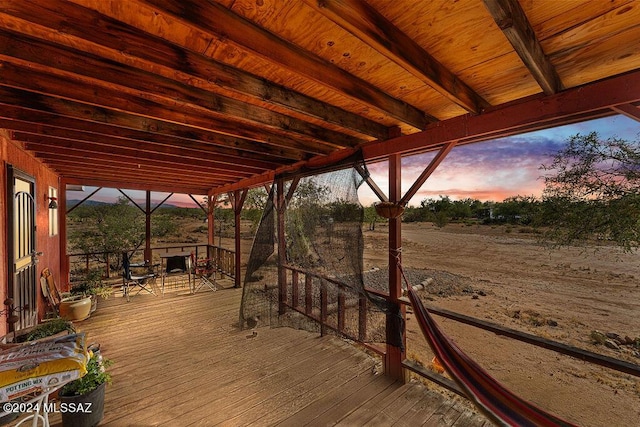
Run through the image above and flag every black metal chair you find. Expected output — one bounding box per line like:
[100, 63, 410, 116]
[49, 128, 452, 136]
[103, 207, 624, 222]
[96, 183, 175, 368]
[122, 252, 156, 302]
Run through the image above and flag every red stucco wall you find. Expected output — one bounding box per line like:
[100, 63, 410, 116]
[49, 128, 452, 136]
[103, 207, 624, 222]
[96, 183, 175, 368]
[1, 130, 62, 337]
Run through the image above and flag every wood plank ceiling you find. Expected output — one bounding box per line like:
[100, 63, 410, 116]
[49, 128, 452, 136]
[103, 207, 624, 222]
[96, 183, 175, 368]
[0, 0, 639, 195]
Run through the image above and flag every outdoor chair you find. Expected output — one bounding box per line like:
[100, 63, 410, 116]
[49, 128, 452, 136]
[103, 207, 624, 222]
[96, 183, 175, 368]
[40, 267, 71, 317]
[40, 268, 92, 321]
[122, 252, 157, 302]
[191, 254, 217, 294]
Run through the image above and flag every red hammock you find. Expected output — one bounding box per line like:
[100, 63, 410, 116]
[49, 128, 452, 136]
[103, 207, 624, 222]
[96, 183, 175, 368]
[406, 284, 578, 427]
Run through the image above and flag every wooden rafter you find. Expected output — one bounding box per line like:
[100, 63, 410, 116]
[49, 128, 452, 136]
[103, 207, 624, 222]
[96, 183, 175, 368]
[309, 0, 489, 114]
[0, 106, 298, 164]
[140, 0, 431, 129]
[0, 0, 389, 141]
[0, 0, 636, 198]
[0, 61, 348, 154]
[364, 70, 640, 160]
[482, 0, 563, 95]
[217, 70, 640, 193]
[10, 130, 273, 173]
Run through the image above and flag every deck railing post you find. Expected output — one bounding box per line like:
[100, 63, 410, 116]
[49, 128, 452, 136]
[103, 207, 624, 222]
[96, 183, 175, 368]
[358, 294, 367, 342]
[320, 280, 328, 336]
[337, 286, 345, 333]
[305, 275, 313, 315]
[291, 270, 299, 309]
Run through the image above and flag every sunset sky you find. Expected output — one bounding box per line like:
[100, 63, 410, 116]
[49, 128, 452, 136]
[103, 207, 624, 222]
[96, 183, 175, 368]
[360, 114, 640, 206]
[70, 114, 639, 208]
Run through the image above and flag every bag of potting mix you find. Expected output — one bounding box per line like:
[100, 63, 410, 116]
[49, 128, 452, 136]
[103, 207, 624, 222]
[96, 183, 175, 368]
[0, 333, 88, 402]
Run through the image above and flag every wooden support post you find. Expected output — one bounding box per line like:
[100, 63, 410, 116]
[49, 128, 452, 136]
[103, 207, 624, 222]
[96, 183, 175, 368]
[207, 195, 216, 261]
[277, 178, 287, 314]
[233, 189, 246, 288]
[385, 152, 408, 382]
[144, 190, 152, 263]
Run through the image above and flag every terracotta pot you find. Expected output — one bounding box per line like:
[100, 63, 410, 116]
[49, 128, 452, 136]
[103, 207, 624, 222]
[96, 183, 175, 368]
[59, 295, 92, 321]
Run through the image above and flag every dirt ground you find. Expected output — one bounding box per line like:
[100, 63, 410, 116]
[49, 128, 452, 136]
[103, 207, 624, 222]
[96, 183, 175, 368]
[361, 222, 640, 427]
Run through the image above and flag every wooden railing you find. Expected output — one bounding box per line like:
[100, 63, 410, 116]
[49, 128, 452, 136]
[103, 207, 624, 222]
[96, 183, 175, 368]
[280, 264, 370, 347]
[68, 244, 235, 281]
[279, 264, 640, 396]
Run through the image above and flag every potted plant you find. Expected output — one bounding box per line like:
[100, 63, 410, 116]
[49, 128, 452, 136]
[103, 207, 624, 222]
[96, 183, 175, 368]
[70, 269, 113, 314]
[58, 349, 112, 427]
[23, 318, 76, 342]
[0, 318, 75, 344]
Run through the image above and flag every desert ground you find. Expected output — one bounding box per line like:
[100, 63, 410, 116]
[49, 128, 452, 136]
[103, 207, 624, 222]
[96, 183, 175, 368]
[360, 222, 639, 427]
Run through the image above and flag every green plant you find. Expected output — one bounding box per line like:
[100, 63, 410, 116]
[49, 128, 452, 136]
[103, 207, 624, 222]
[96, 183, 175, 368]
[61, 353, 112, 397]
[24, 319, 75, 341]
[71, 269, 113, 300]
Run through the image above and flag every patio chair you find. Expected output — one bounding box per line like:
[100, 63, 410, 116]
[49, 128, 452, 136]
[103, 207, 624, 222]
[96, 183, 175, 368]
[191, 254, 217, 294]
[122, 252, 157, 302]
[40, 267, 71, 317]
[40, 268, 92, 321]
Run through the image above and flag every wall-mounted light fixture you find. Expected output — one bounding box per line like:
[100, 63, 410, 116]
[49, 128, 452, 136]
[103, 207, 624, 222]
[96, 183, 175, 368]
[48, 196, 58, 209]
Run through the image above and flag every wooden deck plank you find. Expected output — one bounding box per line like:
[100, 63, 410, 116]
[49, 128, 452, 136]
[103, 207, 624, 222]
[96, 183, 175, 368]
[104, 330, 317, 419]
[309, 375, 398, 426]
[150, 337, 349, 426]
[334, 382, 412, 426]
[245, 356, 376, 426]
[362, 382, 431, 426]
[25, 286, 489, 427]
[422, 402, 463, 427]
[451, 405, 490, 427]
[110, 333, 330, 425]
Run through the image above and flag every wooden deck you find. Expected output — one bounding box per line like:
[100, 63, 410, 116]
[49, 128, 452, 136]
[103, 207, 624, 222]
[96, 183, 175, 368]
[43, 282, 489, 426]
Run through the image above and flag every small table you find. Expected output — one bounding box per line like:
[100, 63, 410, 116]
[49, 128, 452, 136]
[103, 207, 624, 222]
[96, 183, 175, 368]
[159, 252, 192, 294]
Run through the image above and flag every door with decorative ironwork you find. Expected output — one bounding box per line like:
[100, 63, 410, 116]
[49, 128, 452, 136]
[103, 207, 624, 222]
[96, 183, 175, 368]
[7, 166, 38, 331]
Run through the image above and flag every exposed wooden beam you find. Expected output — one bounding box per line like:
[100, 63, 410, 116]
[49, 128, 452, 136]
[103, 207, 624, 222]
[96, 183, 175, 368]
[0, 0, 389, 140]
[0, 61, 343, 155]
[44, 161, 221, 188]
[64, 177, 208, 195]
[140, 0, 431, 129]
[0, 35, 363, 150]
[10, 127, 272, 173]
[0, 105, 298, 163]
[0, 86, 310, 160]
[309, 0, 489, 114]
[400, 141, 457, 205]
[363, 70, 640, 160]
[216, 70, 640, 193]
[19, 142, 243, 181]
[482, 0, 563, 95]
[612, 103, 640, 122]
[37, 159, 228, 187]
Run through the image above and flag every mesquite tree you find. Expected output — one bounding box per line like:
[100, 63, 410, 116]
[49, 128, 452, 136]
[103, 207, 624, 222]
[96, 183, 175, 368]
[540, 132, 640, 252]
